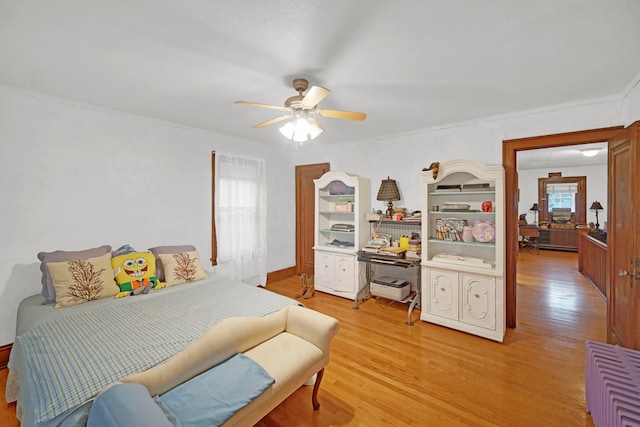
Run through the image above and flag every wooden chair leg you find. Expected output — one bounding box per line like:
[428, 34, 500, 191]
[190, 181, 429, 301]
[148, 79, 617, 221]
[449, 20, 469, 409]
[311, 368, 325, 410]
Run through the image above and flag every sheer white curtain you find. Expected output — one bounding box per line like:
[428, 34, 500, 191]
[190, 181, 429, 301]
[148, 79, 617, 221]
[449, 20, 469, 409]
[214, 153, 267, 286]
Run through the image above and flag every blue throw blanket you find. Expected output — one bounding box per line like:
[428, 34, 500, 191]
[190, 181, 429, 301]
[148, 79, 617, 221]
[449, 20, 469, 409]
[159, 354, 275, 426]
[87, 354, 275, 427]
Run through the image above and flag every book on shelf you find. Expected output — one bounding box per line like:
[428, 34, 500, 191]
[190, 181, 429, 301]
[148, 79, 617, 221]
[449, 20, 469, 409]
[461, 183, 491, 191]
[331, 223, 355, 231]
[435, 184, 461, 192]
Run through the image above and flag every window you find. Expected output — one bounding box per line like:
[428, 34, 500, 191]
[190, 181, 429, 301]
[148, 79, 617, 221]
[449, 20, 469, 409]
[546, 183, 577, 212]
[211, 152, 267, 286]
[538, 176, 586, 224]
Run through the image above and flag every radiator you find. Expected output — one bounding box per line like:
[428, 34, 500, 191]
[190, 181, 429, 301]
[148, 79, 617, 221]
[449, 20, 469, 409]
[585, 340, 640, 426]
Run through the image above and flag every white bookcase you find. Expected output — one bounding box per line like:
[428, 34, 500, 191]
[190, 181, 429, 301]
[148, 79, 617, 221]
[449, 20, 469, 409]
[314, 171, 370, 300]
[420, 159, 505, 342]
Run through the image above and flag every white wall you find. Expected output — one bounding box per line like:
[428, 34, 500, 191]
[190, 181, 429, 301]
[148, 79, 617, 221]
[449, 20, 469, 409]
[1, 79, 639, 346]
[517, 165, 608, 228]
[291, 96, 625, 217]
[0, 85, 295, 345]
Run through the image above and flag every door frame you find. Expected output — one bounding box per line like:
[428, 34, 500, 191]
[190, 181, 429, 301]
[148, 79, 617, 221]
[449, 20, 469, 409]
[503, 126, 623, 328]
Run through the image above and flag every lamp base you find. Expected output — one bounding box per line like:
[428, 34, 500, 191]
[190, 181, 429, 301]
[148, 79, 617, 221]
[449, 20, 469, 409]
[386, 201, 394, 219]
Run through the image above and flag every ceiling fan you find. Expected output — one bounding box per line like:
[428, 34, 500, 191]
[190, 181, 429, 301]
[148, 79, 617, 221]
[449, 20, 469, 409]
[235, 78, 366, 141]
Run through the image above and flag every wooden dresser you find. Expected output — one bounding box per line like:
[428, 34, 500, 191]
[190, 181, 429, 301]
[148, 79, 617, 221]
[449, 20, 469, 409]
[537, 227, 579, 251]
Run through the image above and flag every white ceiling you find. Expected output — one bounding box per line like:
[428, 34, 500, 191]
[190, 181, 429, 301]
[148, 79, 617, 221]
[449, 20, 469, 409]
[517, 142, 607, 170]
[1, 0, 639, 147]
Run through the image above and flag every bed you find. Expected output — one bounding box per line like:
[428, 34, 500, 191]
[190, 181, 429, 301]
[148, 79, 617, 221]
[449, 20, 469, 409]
[6, 272, 301, 427]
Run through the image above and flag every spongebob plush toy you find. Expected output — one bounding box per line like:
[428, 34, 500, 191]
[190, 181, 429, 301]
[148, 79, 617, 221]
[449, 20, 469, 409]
[111, 245, 165, 298]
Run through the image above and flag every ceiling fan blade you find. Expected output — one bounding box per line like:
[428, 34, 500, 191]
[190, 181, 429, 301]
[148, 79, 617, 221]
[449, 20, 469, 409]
[235, 101, 290, 111]
[301, 86, 331, 108]
[316, 109, 367, 121]
[253, 115, 291, 128]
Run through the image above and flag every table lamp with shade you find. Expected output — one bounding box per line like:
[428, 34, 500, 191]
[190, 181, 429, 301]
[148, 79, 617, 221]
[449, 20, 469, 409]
[529, 203, 541, 224]
[590, 201, 603, 229]
[376, 177, 400, 219]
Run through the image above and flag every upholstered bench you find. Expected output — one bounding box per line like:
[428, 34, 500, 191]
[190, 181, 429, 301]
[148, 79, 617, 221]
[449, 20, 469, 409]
[91, 305, 339, 427]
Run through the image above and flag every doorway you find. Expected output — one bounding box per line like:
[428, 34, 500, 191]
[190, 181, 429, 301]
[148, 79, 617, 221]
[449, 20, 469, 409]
[503, 126, 623, 328]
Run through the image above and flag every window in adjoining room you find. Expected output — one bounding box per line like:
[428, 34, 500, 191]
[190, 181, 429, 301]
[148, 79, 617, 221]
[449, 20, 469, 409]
[546, 182, 578, 212]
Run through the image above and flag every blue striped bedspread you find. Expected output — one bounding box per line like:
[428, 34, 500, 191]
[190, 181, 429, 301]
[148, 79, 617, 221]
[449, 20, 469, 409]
[12, 275, 298, 425]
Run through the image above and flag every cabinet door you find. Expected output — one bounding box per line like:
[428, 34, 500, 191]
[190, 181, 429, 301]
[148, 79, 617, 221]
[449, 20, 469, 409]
[460, 274, 495, 330]
[334, 255, 356, 292]
[334, 254, 355, 293]
[427, 269, 458, 320]
[315, 252, 334, 289]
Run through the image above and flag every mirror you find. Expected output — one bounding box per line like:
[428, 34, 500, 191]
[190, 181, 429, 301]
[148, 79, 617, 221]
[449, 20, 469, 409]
[538, 175, 586, 224]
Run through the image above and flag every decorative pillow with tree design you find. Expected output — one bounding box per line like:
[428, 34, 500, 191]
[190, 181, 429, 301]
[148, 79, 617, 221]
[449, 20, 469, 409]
[148, 245, 196, 282]
[158, 251, 207, 287]
[48, 252, 119, 308]
[38, 245, 112, 304]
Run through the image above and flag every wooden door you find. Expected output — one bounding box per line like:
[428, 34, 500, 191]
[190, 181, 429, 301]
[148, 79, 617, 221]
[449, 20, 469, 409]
[295, 163, 329, 276]
[608, 122, 640, 349]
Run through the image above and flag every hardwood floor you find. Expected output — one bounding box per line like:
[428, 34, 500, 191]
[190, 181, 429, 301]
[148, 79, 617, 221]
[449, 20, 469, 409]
[1, 250, 604, 426]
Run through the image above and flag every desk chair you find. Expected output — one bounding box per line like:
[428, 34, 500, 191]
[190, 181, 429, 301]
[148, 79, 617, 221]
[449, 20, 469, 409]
[519, 225, 540, 254]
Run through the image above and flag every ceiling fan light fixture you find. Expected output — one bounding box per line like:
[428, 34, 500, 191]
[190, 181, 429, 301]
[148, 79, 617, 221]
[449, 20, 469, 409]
[308, 120, 324, 139]
[278, 121, 296, 139]
[236, 78, 364, 141]
[279, 117, 323, 142]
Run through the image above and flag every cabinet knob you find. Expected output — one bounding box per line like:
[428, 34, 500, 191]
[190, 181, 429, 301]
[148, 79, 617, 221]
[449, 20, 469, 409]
[474, 293, 480, 298]
[619, 269, 630, 277]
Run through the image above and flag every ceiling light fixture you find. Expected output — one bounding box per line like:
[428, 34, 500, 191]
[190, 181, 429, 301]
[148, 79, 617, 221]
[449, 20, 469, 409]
[279, 111, 323, 142]
[581, 148, 600, 157]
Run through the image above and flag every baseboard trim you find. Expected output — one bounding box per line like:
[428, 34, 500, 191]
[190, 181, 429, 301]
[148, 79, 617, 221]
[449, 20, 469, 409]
[0, 343, 12, 369]
[266, 266, 296, 284]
